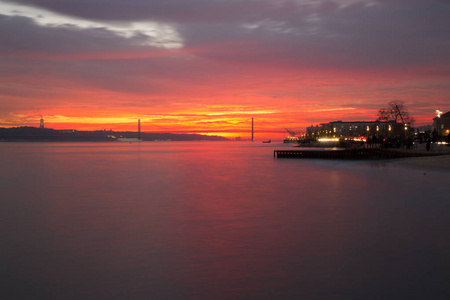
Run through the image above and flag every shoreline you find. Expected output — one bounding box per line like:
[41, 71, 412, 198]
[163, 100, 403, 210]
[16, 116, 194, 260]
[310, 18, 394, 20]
[392, 153, 450, 171]
[389, 143, 450, 171]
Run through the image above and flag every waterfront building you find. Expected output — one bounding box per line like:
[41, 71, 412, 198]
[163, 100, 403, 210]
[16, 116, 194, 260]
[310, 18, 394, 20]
[306, 120, 398, 138]
[433, 110, 450, 135]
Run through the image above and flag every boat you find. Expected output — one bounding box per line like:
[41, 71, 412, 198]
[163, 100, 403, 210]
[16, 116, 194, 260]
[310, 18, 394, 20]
[262, 139, 271, 143]
[117, 119, 142, 142]
[117, 137, 141, 143]
[295, 138, 339, 148]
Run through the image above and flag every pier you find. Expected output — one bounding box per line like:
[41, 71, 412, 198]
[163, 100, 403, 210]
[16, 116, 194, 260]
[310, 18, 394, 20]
[274, 148, 449, 159]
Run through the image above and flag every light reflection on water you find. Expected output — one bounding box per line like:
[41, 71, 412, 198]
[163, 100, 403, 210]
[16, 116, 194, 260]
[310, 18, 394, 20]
[0, 142, 449, 300]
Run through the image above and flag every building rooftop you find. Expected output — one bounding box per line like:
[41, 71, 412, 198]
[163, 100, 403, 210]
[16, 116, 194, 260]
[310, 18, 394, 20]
[440, 111, 450, 118]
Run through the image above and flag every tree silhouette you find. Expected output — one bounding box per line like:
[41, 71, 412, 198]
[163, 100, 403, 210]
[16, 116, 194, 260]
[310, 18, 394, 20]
[377, 100, 415, 125]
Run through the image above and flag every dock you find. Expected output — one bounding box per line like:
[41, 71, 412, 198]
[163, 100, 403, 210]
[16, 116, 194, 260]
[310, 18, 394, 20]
[274, 148, 449, 159]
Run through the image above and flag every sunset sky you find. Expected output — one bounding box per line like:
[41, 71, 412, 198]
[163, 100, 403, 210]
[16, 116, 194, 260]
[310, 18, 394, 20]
[1, 0, 449, 139]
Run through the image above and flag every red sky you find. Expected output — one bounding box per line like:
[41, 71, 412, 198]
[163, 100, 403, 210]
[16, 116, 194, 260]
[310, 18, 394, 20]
[1, 0, 449, 139]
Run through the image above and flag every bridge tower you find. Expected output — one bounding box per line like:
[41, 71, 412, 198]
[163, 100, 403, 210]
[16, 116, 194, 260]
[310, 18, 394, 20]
[138, 119, 141, 140]
[251, 117, 254, 141]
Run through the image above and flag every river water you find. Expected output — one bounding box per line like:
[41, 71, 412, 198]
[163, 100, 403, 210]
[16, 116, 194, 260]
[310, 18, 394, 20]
[1, 141, 449, 299]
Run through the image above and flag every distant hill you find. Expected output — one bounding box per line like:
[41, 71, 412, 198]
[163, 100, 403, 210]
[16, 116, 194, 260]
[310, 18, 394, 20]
[0, 127, 229, 142]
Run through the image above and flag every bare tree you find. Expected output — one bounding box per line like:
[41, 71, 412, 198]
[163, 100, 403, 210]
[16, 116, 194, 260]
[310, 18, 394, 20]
[377, 100, 415, 126]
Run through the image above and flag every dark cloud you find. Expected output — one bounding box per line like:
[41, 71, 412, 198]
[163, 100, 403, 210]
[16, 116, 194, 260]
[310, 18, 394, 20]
[178, 0, 450, 68]
[0, 14, 163, 56]
[2, 0, 450, 68]
[3, 0, 277, 22]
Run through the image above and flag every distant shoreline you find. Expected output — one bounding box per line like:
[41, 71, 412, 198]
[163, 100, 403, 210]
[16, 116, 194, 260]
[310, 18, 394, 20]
[0, 126, 229, 142]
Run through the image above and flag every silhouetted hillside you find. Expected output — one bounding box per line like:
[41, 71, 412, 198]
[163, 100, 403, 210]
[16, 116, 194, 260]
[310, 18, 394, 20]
[0, 127, 229, 142]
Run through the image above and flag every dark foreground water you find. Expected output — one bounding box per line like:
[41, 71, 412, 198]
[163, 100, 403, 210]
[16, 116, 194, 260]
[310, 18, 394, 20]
[1, 142, 449, 300]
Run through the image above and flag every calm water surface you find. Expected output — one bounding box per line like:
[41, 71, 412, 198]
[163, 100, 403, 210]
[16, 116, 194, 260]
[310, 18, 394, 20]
[1, 142, 449, 299]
